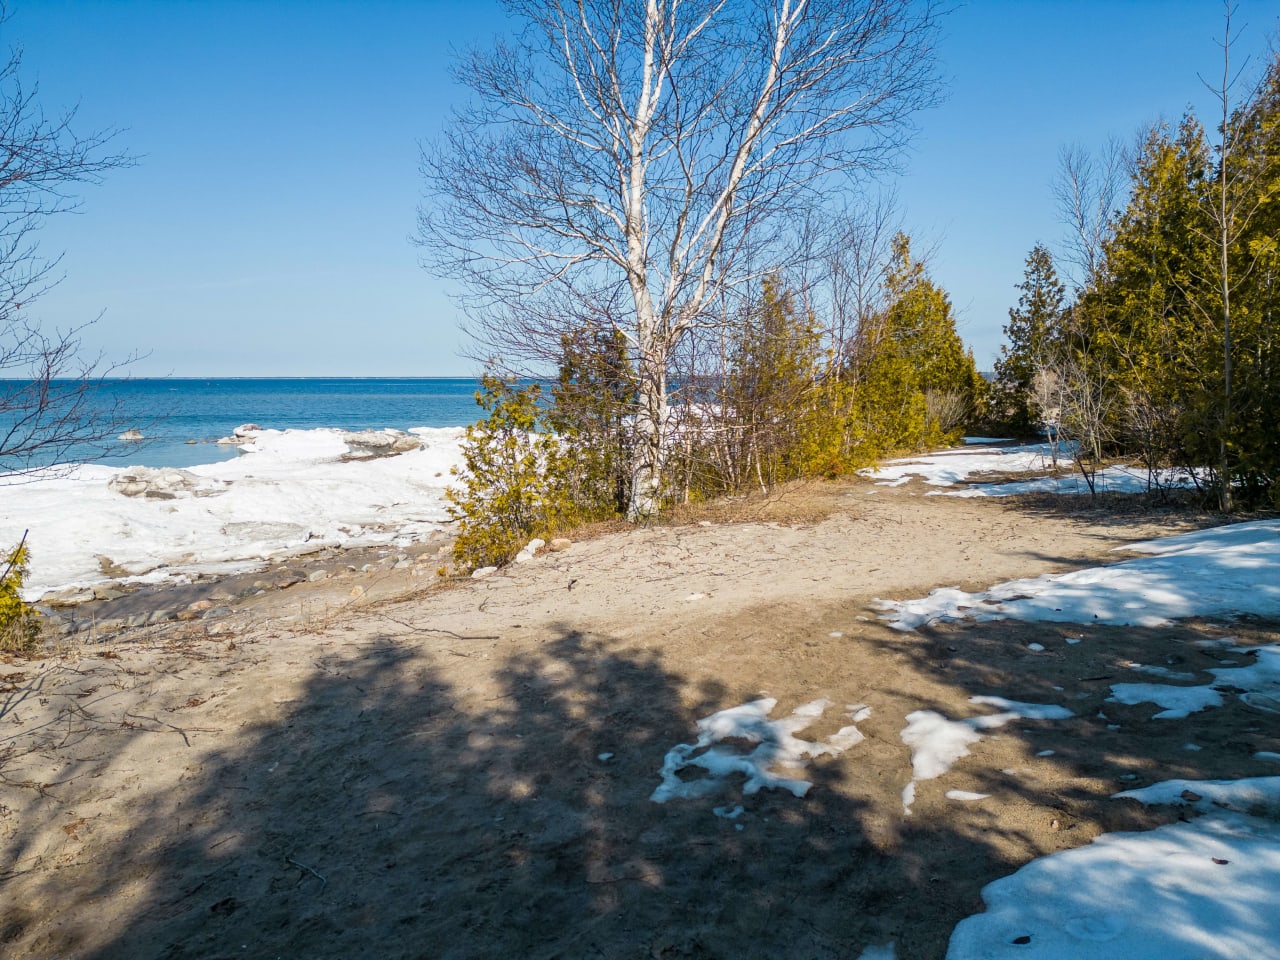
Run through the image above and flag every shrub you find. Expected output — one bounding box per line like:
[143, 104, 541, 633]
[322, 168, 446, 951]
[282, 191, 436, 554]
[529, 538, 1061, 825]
[0, 537, 41, 655]
[446, 375, 577, 571]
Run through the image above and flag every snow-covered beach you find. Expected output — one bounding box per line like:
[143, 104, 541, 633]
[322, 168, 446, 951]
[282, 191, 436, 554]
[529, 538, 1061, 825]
[2, 441, 1277, 960]
[0, 426, 466, 598]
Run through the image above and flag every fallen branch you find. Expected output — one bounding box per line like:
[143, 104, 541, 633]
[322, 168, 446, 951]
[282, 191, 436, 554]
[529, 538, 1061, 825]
[286, 856, 327, 893]
[122, 712, 196, 747]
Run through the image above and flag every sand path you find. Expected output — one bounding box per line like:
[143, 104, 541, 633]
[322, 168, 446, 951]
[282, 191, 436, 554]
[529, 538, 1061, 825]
[3, 483, 1273, 960]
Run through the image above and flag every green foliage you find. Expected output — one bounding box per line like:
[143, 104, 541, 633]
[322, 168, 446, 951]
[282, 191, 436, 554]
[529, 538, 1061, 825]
[548, 326, 635, 518]
[447, 375, 578, 571]
[1069, 69, 1280, 507]
[0, 539, 41, 655]
[850, 234, 983, 457]
[994, 244, 1067, 432]
[721, 277, 851, 487]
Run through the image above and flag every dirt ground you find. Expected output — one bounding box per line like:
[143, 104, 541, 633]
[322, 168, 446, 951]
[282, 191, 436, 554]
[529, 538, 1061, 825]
[2, 478, 1278, 960]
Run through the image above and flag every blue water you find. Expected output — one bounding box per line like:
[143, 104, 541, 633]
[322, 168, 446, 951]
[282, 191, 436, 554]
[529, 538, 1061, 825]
[5, 378, 486, 470]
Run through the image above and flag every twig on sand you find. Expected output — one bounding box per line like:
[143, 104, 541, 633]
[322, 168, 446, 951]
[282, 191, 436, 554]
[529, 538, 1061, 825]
[375, 614, 499, 641]
[286, 857, 327, 893]
[123, 713, 196, 747]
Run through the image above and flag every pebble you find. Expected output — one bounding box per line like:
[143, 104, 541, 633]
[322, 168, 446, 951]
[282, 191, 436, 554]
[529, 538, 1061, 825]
[308, 569, 331, 582]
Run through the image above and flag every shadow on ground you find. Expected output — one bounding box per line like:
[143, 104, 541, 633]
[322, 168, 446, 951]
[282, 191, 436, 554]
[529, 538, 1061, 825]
[5, 604, 1277, 960]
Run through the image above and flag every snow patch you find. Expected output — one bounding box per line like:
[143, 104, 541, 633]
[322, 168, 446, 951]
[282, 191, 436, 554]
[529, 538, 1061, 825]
[1106, 683, 1224, 719]
[900, 697, 1072, 813]
[947, 813, 1280, 960]
[651, 699, 869, 804]
[879, 520, 1280, 630]
[1114, 776, 1280, 816]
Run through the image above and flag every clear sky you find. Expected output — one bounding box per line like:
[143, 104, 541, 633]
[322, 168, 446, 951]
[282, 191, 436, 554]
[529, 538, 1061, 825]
[15, 0, 1280, 377]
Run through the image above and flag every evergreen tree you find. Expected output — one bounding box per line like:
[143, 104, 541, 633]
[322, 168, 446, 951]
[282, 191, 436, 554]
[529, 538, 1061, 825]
[548, 326, 635, 518]
[851, 234, 984, 456]
[995, 244, 1067, 432]
[1077, 118, 1212, 482]
[447, 376, 578, 571]
[721, 277, 840, 487]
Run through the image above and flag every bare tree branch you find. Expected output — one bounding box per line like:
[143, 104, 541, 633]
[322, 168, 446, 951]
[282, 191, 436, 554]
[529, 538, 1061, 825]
[0, 9, 136, 476]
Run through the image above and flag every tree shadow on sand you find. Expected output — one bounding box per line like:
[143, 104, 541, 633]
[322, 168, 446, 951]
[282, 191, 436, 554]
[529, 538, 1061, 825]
[0, 617, 1085, 960]
[858, 613, 1280, 956]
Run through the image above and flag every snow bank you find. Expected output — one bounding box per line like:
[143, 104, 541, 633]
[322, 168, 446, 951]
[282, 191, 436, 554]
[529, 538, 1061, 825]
[0, 427, 467, 597]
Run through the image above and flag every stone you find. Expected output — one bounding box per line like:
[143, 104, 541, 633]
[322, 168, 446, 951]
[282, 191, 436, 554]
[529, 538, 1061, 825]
[92, 586, 126, 601]
[349, 585, 365, 598]
[118, 428, 144, 441]
[274, 574, 305, 590]
[341, 429, 423, 459]
[549, 538, 572, 552]
[471, 566, 498, 579]
[43, 588, 97, 606]
[308, 569, 331, 582]
[216, 423, 263, 445]
[108, 467, 228, 500]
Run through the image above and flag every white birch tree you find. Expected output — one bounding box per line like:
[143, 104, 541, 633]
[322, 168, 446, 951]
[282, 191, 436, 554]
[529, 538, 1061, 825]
[419, 0, 942, 519]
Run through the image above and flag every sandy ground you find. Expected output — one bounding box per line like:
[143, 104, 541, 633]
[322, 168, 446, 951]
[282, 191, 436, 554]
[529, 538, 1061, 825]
[2, 479, 1278, 960]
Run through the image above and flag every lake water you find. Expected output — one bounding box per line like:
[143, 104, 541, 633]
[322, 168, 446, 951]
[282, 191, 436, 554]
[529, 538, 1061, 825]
[4, 377, 486, 469]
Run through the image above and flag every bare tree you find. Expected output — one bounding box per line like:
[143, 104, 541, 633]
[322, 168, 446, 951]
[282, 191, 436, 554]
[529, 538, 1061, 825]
[1053, 137, 1126, 290]
[0, 22, 133, 475]
[420, 0, 943, 519]
[1190, 1, 1269, 510]
[1031, 333, 1114, 496]
[805, 191, 903, 373]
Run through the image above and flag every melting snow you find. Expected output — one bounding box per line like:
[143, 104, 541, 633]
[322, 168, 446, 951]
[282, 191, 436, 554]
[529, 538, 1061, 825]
[878, 520, 1280, 630]
[860, 442, 1068, 487]
[946, 813, 1280, 959]
[899, 698, 1072, 813]
[1106, 683, 1224, 719]
[1104, 646, 1280, 719]
[933, 466, 1194, 498]
[651, 699, 869, 803]
[1114, 777, 1280, 817]
[946, 790, 990, 802]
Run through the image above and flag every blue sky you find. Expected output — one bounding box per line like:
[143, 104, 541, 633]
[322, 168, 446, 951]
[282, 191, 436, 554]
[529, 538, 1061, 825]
[16, 0, 1279, 377]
